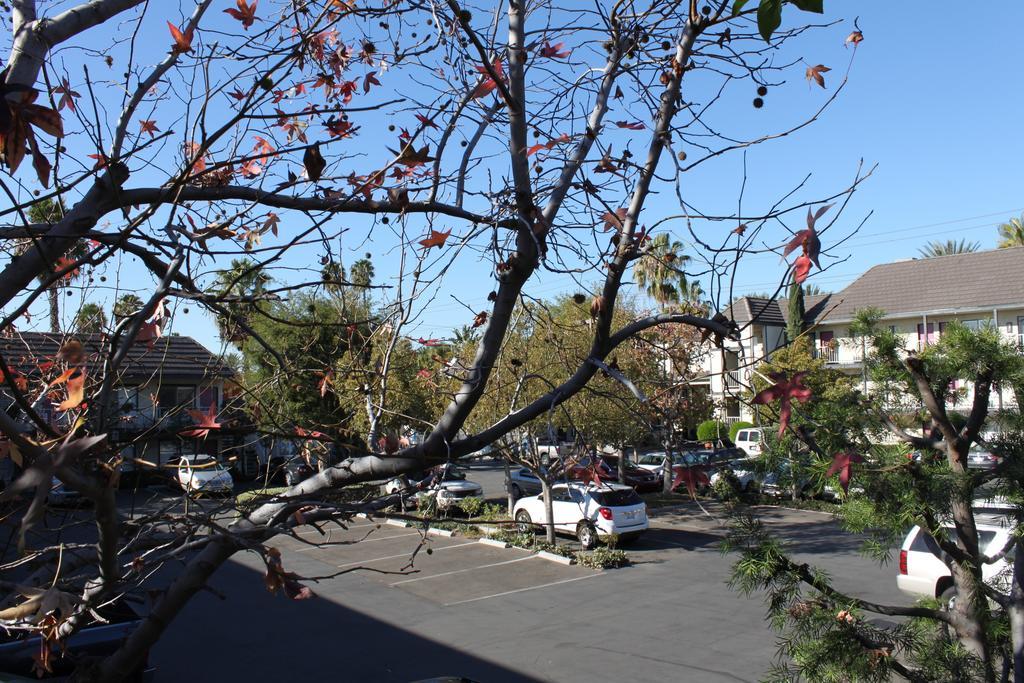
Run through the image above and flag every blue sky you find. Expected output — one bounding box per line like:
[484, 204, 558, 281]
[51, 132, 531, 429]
[5, 1, 1024, 355]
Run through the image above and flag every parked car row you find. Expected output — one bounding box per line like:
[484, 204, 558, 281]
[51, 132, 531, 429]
[383, 463, 484, 511]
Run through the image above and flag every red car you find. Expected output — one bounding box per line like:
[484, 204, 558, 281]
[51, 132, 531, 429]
[568, 454, 662, 494]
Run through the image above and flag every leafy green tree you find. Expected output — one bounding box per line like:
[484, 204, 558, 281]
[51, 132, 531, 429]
[73, 303, 108, 334]
[917, 239, 980, 258]
[997, 214, 1024, 249]
[212, 259, 271, 345]
[786, 281, 806, 343]
[728, 323, 1024, 682]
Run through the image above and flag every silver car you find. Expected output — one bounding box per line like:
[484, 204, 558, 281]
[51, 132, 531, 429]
[509, 467, 545, 499]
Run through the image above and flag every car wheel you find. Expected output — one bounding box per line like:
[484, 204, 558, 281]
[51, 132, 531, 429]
[939, 585, 958, 612]
[577, 521, 598, 550]
[515, 510, 534, 534]
[509, 483, 523, 499]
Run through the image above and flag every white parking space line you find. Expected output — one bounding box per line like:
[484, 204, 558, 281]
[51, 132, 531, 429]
[295, 521, 376, 537]
[291, 531, 421, 552]
[444, 573, 604, 606]
[336, 541, 478, 569]
[389, 555, 536, 586]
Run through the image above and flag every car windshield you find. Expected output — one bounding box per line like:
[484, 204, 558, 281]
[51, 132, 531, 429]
[440, 466, 466, 481]
[638, 454, 665, 465]
[188, 456, 224, 471]
[591, 489, 642, 506]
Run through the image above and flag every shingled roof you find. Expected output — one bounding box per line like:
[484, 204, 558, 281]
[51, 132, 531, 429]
[0, 332, 232, 382]
[819, 247, 1024, 321]
[727, 294, 832, 326]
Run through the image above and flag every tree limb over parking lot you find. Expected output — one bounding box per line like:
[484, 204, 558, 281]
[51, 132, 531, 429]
[0, 0, 869, 679]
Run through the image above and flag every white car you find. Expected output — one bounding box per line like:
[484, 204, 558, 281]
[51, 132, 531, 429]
[512, 482, 648, 549]
[172, 454, 234, 495]
[384, 464, 483, 511]
[734, 428, 764, 457]
[709, 458, 760, 492]
[897, 514, 1014, 607]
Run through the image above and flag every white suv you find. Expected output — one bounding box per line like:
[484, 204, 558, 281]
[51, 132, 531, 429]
[897, 515, 1014, 606]
[734, 428, 763, 457]
[512, 482, 648, 549]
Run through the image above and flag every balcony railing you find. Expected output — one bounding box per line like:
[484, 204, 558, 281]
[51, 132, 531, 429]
[812, 345, 863, 365]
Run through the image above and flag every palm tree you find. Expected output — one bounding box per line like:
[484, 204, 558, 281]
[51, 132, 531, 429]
[113, 294, 144, 322]
[997, 214, 1024, 249]
[917, 239, 980, 259]
[633, 234, 693, 309]
[801, 284, 829, 296]
[73, 303, 108, 334]
[350, 256, 375, 310]
[16, 198, 87, 332]
[212, 259, 271, 344]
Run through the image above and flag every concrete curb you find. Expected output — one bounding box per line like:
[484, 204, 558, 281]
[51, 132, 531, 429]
[535, 550, 576, 565]
[426, 527, 455, 537]
[385, 518, 410, 528]
[478, 537, 511, 549]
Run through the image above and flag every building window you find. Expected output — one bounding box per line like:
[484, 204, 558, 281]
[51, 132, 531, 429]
[725, 399, 741, 419]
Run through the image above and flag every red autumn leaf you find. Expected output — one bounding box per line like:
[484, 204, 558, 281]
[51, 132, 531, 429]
[252, 136, 275, 157]
[525, 133, 570, 157]
[53, 256, 80, 282]
[783, 204, 831, 272]
[57, 369, 86, 411]
[88, 153, 108, 170]
[539, 41, 571, 59]
[416, 369, 433, 379]
[0, 367, 29, 392]
[228, 88, 248, 101]
[184, 141, 207, 173]
[415, 114, 439, 129]
[51, 79, 80, 113]
[590, 295, 606, 317]
[318, 369, 333, 397]
[579, 464, 604, 489]
[845, 31, 864, 47]
[363, 70, 381, 94]
[471, 59, 505, 99]
[733, 224, 747, 236]
[671, 464, 709, 499]
[806, 64, 831, 89]
[793, 254, 813, 284]
[418, 229, 451, 250]
[601, 208, 628, 231]
[167, 21, 194, 54]
[614, 120, 646, 130]
[295, 426, 326, 440]
[138, 119, 160, 138]
[262, 212, 281, 236]
[825, 451, 864, 494]
[224, 0, 258, 29]
[181, 403, 221, 439]
[751, 371, 812, 438]
[416, 338, 443, 346]
[472, 311, 488, 328]
[238, 159, 262, 178]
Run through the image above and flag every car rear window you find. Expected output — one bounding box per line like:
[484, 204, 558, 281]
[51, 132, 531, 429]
[591, 489, 642, 506]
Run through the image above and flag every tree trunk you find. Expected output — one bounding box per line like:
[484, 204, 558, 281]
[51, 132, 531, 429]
[48, 286, 60, 333]
[540, 478, 555, 545]
[1011, 540, 1023, 683]
[503, 457, 514, 516]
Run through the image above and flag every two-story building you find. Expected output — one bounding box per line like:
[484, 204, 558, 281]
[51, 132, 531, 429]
[0, 332, 242, 476]
[709, 247, 1024, 424]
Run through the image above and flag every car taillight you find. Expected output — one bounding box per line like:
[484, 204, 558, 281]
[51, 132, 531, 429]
[899, 549, 908, 575]
[598, 507, 613, 520]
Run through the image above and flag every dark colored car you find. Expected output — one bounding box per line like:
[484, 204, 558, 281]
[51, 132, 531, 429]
[0, 601, 154, 680]
[283, 456, 315, 486]
[570, 455, 661, 493]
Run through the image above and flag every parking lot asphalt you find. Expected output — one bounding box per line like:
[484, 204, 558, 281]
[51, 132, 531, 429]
[151, 496, 906, 683]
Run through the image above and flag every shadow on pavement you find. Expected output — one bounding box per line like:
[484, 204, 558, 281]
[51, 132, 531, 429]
[153, 555, 543, 683]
